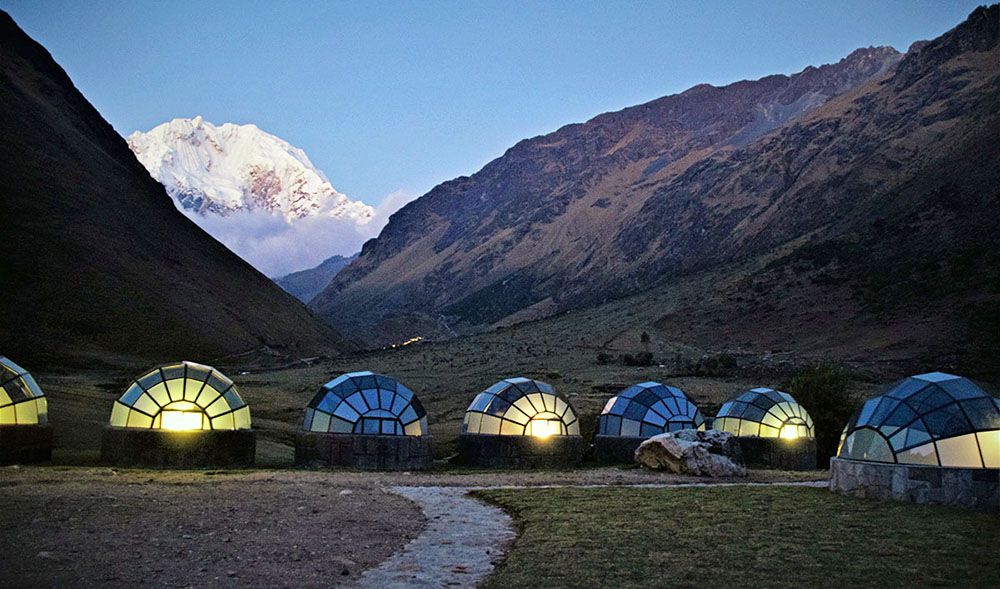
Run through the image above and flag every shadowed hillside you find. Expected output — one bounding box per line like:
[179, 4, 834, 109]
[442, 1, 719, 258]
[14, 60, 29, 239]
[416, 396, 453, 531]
[276, 254, 357, 303]
[0, 11, 351, 366]
[312, 44, 903, 339]
[314, 6, 999, 379]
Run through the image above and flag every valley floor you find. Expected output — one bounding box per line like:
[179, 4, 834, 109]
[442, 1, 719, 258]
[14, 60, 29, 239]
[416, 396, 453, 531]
[2, 467, 995, 588]
[478, 485, 1000, 588]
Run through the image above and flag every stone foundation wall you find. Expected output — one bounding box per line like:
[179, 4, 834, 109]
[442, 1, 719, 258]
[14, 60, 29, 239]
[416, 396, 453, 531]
[100, 427, 255, 468]
[0, 424, 53, 465]
[295, 432, 434, 471]
[830, 457, 999, 511]
[593, 435, 644, 464]
[736, 436, 816, 470]
[457, 434, 584, 468]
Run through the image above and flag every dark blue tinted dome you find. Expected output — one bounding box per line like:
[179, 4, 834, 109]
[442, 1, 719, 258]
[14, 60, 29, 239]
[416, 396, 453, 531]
[838, 372, 999, 468]
[304, 371, 427, 436]
[597, 382, 704, 438]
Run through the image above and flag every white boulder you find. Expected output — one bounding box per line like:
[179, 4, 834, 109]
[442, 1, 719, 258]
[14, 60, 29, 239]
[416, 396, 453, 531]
[635, 429, 746, 477]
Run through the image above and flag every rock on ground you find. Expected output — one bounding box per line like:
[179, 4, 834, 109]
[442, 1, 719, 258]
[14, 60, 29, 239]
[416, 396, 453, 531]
[635, 429, 746, 477]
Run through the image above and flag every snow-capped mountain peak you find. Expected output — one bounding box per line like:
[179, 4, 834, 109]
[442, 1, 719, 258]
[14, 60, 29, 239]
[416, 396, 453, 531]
[127, 117, 373, 223]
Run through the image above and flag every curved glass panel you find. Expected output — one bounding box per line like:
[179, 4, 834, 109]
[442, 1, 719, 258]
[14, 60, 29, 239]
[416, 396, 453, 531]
[0, 356, 48, 426]
[714, 388, 814, 439]
[303, 371, 427, 436]
[598, 382, 705, 438]
[109, 362, 250, 430]
[462, 378, 580, 436]
[838, 372, 1000, 468]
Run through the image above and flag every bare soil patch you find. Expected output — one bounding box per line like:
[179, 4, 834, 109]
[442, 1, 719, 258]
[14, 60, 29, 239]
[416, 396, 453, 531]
[0, 468, 423, 588]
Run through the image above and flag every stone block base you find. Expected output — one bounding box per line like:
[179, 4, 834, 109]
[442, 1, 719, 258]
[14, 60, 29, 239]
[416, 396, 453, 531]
[101, 427, 255, 468]
[457, 433, 584, 468]
[736, 436, 816, 470]
[830, 457, 999, 511]
[294, 432, 434, 471]
[593, 435, 645, 464]
[0, 424, 53, 465]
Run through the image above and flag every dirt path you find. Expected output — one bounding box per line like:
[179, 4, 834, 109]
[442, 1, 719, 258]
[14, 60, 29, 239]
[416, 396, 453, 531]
[0, 467, 829, 588]
[358, 487, 515, 588]
[358, 480, 829, 588]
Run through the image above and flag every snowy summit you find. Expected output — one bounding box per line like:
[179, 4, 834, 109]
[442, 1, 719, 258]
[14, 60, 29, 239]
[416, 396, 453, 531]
[127, 116, 373, 223]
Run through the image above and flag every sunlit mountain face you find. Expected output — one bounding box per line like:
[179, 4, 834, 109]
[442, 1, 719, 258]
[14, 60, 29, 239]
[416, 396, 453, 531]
[128, 116, 375, 276]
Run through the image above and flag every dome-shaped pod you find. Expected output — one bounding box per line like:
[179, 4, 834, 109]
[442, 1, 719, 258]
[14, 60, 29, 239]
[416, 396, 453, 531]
[462, 377, 579, 437]
[713, 387, 817, 470]
[101, 362, 255, 468]
[0, 356, 48, 426]
[303, 371, 427, 436]
[593, 381, 705, 464]
[598, 382, 704, 438]
[458, 378, 584, 468]
[0, 356, 53, 465]
[837, 372, 1000, 468]
[714, 388, 814, 439]
[109, 361, 251, 431]
[295, 371, 434, 470]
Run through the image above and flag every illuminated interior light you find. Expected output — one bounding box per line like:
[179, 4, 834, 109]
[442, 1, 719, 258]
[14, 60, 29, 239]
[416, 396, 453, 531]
[161, 410, 203, 431]
[529, 418, 560, 438]
[780, 423, 801, 439]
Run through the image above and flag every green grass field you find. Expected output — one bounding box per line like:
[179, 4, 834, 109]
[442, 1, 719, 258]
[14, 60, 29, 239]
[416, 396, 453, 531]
[476, 486, 999, 588]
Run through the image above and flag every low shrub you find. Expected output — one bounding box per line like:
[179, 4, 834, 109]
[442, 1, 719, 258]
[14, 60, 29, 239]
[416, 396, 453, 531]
[784, 363, 856, 467]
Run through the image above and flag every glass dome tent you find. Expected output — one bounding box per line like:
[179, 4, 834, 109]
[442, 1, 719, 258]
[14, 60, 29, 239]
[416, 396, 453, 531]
[597, 382, 704, 437]
[714, 388, 814, 439]
[458, 377, 584, 467]
[0, 356, 53, 465]
[838, 372, 1000, 468]
[109, 362, 251, 431]
[102, 362, 255, 467]
[0, 356, 48, 426]
[295, 371, 434, 470]
[462, 377, 579, 437]
[303, 371, 428, 436]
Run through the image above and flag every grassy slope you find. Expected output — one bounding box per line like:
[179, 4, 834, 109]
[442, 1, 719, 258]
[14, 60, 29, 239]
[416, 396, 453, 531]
[31, 261, 904, 462]
[477, 486, 1000, 588]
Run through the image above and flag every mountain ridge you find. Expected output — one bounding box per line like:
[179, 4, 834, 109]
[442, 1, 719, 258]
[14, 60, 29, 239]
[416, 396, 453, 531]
[276, 254, 357, 304]
[127, 117, 373, 222]
[0, 11, 352, 365]
[312, 5, 998, 380]
[311, 41, 908, 340]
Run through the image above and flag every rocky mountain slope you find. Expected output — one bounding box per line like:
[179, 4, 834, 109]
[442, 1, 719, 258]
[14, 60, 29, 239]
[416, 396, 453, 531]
[313, 6, 998, 367]
[311, 45, 903, 333]
[128, 117, 373, 223]
[0, 11, 351, 365]
[276, 254, 357, 303]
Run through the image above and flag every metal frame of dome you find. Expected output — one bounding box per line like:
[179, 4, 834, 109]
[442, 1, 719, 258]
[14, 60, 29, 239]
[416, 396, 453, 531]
[597, 382, 704, 437]
[0, 356, 48, 426]
[303, 371, 428, 436]
[838, 372, 1000, 468]
[714, 388, 815, 439]
[110, 361, 251, 431]
[462, 377, 579, 437]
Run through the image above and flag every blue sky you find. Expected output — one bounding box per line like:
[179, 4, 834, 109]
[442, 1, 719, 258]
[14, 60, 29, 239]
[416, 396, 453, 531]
[1, 0, 982, 207]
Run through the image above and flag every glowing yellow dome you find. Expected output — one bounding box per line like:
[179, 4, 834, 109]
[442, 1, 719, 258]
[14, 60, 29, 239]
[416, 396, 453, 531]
[462, 377, 580, 437]
[714, 388, 814, 439]
[0, 356, 47, 426]
[110, 362, 250, 431]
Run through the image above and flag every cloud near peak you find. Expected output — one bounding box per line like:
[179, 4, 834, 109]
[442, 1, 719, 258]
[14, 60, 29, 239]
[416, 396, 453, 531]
[182, 188, 421, 278]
